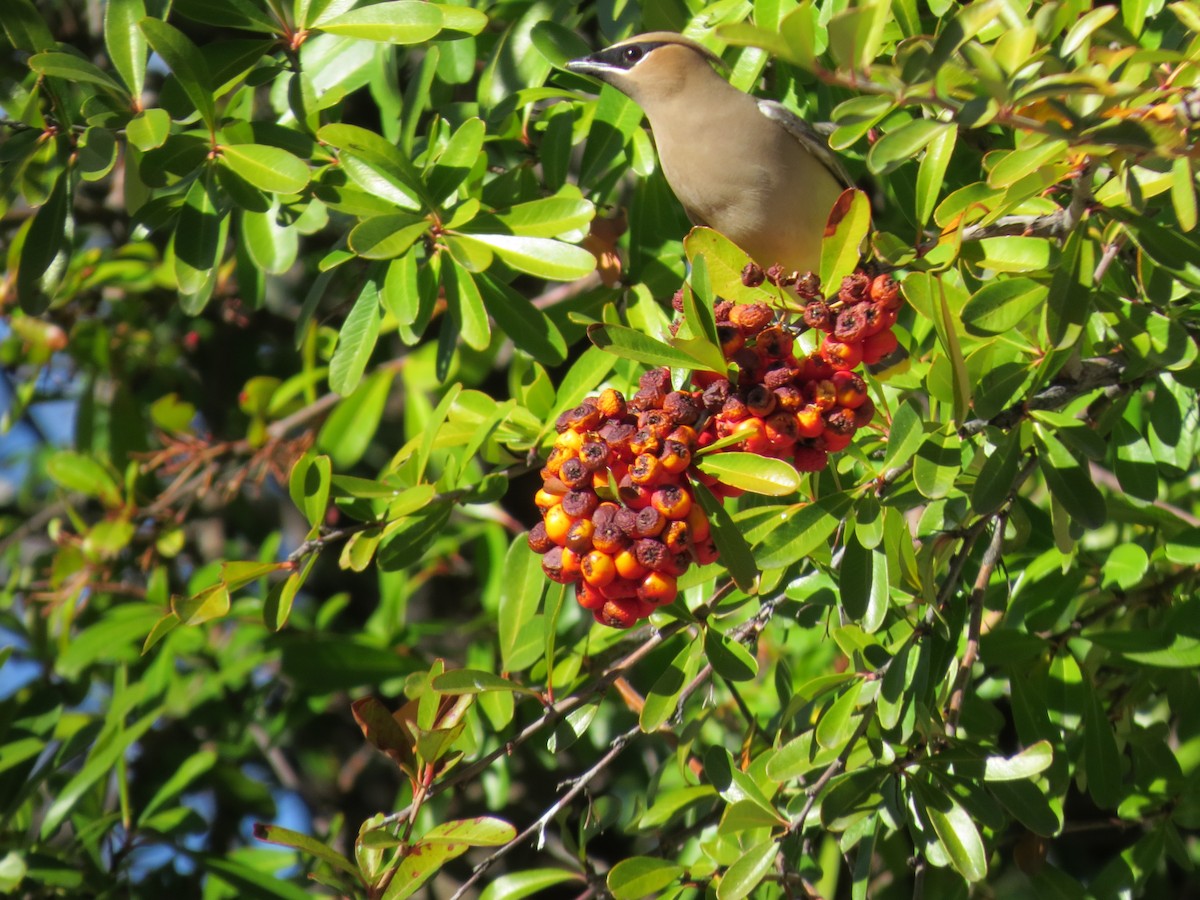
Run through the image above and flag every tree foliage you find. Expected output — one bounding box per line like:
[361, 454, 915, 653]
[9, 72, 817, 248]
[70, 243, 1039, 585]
[2, 0, 1200, 897]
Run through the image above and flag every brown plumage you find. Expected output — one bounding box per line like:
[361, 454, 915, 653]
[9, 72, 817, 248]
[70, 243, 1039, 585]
[567, 32, 850, 275]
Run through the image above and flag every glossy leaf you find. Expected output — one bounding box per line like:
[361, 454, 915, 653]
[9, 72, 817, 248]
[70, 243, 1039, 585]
[695, 452, 801, 496]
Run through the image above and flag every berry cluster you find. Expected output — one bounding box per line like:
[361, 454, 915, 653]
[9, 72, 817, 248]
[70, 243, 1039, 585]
[529, 272, 903, 629]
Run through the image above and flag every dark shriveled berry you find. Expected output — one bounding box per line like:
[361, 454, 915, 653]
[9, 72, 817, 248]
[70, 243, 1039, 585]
[528, 521, 554, 554]
[803, 300, 833, 331]
[561, 489, 599, 520]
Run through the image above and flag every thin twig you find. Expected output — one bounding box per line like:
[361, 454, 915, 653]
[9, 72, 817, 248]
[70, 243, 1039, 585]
[788, 710, 874, 837]
[448, 724, 640, 900]
[958, 355, 1131, 437]
[944, 514, 1008, 737]
[959, 158, 1094, 243]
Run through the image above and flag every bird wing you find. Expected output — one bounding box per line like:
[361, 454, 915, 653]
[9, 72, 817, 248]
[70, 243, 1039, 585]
[756, 99, 854, 190]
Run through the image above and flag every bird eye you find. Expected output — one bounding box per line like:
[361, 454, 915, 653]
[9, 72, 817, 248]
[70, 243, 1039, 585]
[621, 46, 643, 64]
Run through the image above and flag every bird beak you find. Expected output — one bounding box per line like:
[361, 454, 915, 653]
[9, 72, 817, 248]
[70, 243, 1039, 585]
[564, 55, 610, 79]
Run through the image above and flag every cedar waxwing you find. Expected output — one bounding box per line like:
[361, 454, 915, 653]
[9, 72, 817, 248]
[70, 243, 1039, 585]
[566, 32, 852, 276]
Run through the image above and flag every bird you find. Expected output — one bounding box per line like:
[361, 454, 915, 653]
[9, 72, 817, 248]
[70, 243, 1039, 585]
[565, 32, 853, 277]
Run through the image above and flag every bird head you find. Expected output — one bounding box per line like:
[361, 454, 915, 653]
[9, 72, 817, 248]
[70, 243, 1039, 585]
[565, 33, 726, 106]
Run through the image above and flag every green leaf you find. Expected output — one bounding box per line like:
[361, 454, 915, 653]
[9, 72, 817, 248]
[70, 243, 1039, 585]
[717, 839, 779, 900]
[607, 858, 685, 900]
[695, 452, 800, 496]
[46, 451, 122, 507]
[422, 816, 516, 846]
[444, 261, 491, 351]
[126, 108, 171, 150]
[968, 236, 1058, 273]
[328, 280, 382, 396]
[495, 194, 594, 238]
[479, 869, 580, 900]
[427, 117, 485, 202]
[498, 538, 545, 672]
[242, 202, 299, 274]
[1082, 673, 1122, 809]
[289, 453, 331, 528]
[868, 119, 951, 175]
[139, 17, 215, 127]
[478, 274, 567, 366]
[703, 627, 759, 682]
[252, 822, 357, 877]
[29, 51, 130, 98]
[318, 367, 396, 468]
[173, 169, 226, 302]
[881, 401, 923, 471]
[641, 639, 703, 732]
[454, 233, 595, 280]
[915, 123, 956, 228]
[587, 323, 710, 371]
[971, 428, 1023, 516]
[913, 426, 960, 500]
[104, 0, 148, 98]
[984, 740, 1054, 781]
[41, 705, 164, 839]
[348, 214, 428, 260]
[220, 144, 309, 194]
[1171, 157, 1197, 232]
[16, 168, 71, 315]
[431, 670, 538, 696]
[1033, 425, 1106, 530]
[692, 481, 757, 593]
[318, 1, 444, 43]
[839, 535, 888, 633]
[172, 584, 231, 625]
[816, 679, 864, 750]
[751, 493, 852, 570]
[962, 278, 1048, 336]
[820, 188, 871, 290]
[918, 782, 988, 882]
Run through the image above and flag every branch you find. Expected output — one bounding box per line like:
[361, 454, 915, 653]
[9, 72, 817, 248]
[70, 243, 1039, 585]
[944, 513, 1008, 738]
[447, 724, 640, 900]
[958, 159, 1094, 242]
[958, 355, 1132, 437]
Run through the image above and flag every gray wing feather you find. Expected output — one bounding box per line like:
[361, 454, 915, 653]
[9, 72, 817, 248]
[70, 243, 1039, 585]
[757, 99, 854, 189]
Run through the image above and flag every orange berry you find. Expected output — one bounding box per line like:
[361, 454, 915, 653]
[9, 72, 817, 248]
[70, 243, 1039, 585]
[820, 337, 864, 371]
[659, 439, 692, 475]
[630, 452, 667, 487]
[651, 484, 693, 520]
[861, 329, 899, 365]
[730, 416, 769, 454]
[615, 547, 648, 580]
[581, 550, 617, 587]
[820, 430, 853, 452]
[542, 546, 581, 584]
[693, 537, 720, 565]
[565, 518, 595, 554]
[764, 411, 799, 448]
[596, 388, 627, 419]
[535, 487, 564, 513]
[663, 520, 690, 554]
[575, 580, 606, 610]
[686, 503, 711, 543]
[617, 476, 653, 510]
[595, 597, 640, 629]
[795, 404, 826, 439]
[598, 577, 640, 600]
[591, 523, 628, 555]
[555, 428, 584, 452]
[637, 571, 678, 606]
[543, 504, 574, 546]
[832, 371, 869, 409]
